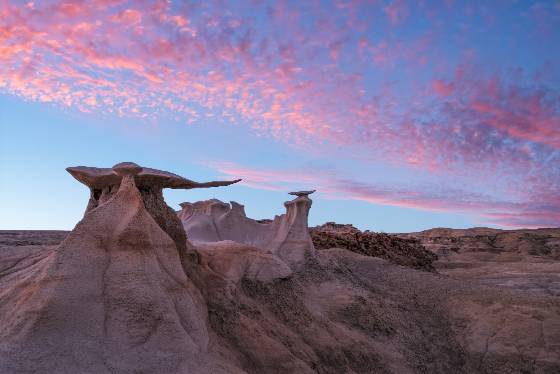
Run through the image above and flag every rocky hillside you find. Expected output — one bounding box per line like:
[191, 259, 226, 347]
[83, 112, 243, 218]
[398, 227, 560, 259]
[310, 222, 438, 271]
[3, 229, 560, 373]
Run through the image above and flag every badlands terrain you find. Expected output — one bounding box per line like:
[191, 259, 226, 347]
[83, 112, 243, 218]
[1, 162, 559, 373]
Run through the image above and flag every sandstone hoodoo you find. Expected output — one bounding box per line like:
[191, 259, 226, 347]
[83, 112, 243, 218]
[0, 162, 241, 373]
[67, 162, 240, 256]
[179, 190, 316, 267]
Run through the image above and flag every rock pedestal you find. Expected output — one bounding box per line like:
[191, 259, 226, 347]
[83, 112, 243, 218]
[268, 192, 315, 265]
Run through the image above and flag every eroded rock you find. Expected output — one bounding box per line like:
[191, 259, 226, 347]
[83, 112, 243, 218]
[2, 164, 559, 374]
[0, 163, 227, 373]
[67, 162, 240, 257]
[179, 191, 316, 267]
[310, 222, 438, 271]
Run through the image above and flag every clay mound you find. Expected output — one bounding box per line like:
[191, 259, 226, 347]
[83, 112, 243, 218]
[310, 222, 438, 271]
[179, 192, 316, 267]
[195, 241, 292, 284]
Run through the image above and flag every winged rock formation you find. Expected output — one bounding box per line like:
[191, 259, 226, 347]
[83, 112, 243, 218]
[179, 191, 316, 267]
[0, 163, 246, 373]
[66, 162, 241, 258]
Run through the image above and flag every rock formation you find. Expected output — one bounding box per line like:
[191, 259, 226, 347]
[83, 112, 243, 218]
[2, 163, 559, 374]
[398, 227, 560, 259]
[289, 189, 316, 197]
[310, 222, 438, 271]
[0, 162, 241, 373]
[67, 162, 240, 259]
[179, 191, 316, 267]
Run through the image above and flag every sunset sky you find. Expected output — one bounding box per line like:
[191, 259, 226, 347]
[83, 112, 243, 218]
[1, 0, 559, 232]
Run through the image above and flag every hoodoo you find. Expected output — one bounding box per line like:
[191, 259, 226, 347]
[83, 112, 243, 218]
[67, 162, 240, 256]
[179, 190, 316, 267]
[0, 163, 241, 373]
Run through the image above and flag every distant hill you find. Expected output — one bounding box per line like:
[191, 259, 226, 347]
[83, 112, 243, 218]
[397, 227, 560, 259]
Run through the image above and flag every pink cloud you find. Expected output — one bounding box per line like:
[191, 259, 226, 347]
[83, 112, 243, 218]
[432, 79, 454, 96]
[384, 0, 409, 25]
[110, 9, 143, 25]
[0, 0, 558, 229]
[210, 161, 560, 228]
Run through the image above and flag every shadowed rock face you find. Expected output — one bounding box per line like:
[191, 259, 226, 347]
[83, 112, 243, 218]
[179, 192, 316, 267]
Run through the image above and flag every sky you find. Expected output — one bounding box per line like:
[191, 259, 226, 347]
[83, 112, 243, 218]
[0, 0, 559, 232]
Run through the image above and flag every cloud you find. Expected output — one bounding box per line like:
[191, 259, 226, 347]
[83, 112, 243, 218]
[384, 0, 409, 25]
[210, 161, 560, 228]
[432, 79, 454, 96]
[1, 0, 558, 228]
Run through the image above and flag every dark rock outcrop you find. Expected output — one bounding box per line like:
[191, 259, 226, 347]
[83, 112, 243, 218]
[310, 222, 438, 271]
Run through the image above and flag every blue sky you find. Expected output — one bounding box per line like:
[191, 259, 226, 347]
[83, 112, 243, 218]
[0, 93, 477, 232]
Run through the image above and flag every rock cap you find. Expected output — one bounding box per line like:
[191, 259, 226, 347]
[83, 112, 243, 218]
[289, 190, 316, 197]
[112, 162, 143, 176]
[66, 163, 241, 190]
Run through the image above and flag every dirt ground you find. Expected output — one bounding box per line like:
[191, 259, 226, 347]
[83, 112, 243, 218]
[1, 228, 559, 373]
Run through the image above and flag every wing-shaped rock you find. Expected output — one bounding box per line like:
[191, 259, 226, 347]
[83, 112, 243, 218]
[67, 162, 240, 259]
[66, 162, 241, 190]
